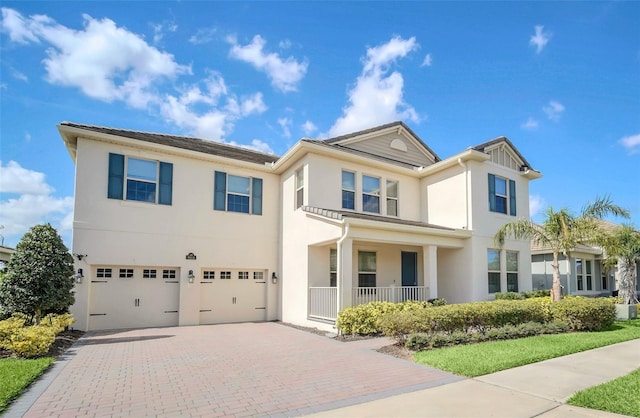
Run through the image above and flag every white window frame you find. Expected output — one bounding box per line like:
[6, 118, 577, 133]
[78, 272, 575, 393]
[357, 251, 377, 288]
[119, 268, 134, 279]
[342, 170, 356, 210]
[506, 251, 518, 292]
[220, 271, 231, 280]
[143, 269, 157, 279]
[253, 272, 264, 281]
[330, 248, 337, 287]
[238, 271, 249, 280]
[203, 271, 215, 280]
[487, 249, 501, 293]
[96, 268, 112, 278]
[162, 269, 176, 279]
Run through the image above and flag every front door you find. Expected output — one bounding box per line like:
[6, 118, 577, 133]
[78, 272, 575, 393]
[401, 251, 417, 286]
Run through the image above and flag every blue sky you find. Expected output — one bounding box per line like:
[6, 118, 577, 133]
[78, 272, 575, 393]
[1, 1, 639, 248]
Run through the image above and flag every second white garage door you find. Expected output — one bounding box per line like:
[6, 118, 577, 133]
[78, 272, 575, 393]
[199, 269, 267, 324]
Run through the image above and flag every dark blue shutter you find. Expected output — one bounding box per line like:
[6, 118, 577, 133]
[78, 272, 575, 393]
[214, 171, 227, 211]
[488, 173, 496, 212]
[509, 179, 517, 216]
[251, 178, 263, 215]
[158, 162, 173, 206]
[108, 153, 124, 200]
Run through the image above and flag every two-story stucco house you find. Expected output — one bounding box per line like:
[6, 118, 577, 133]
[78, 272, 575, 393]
[58, 121, 541, 331]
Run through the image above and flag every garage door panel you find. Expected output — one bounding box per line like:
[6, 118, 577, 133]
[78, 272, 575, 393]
[88, 267, 180, 330]
[199, 270, 267, 324]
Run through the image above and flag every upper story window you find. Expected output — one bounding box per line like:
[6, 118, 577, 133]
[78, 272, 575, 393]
[295, 168, 304, 209]
[108, 153, 173, 205]
[362, 175, 380, 214]
[342, 171, 355, 210]
[214, 171, 263, 215]
[386, 180, 398, 216]
[488, 173, 516, 216]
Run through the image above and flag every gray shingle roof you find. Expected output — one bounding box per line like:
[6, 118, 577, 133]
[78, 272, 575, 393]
[472, 136, 534, 170]
[60, 122, 280, 165]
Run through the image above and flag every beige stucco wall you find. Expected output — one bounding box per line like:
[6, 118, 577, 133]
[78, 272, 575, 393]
[71, 137, 280, 331]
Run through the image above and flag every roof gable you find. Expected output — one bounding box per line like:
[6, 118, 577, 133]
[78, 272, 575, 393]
[473, 137, 535, 172]
[322, 121, 440, 168]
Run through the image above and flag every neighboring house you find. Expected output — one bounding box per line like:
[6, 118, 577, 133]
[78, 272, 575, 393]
[531, 220, 640, 297]
[58, 121, 541, 332]
[0, 245, 14, 268]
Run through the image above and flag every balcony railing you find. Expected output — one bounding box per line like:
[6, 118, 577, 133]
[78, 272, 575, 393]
[308, 286, 430, 322]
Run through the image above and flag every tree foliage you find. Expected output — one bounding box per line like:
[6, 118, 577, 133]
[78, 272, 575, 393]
[0, 224, 75, 322]
[494, 196, 629, 301]
[598, 224, 640, 304]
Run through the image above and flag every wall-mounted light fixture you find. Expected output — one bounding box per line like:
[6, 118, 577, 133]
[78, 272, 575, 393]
[188, 270, 195, 283]
[73, 268, 84, 284]
[73, 253, 87, 261]
[271, 272, 278, 284]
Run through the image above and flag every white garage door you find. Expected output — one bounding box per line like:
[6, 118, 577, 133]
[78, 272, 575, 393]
[199, 269, 267, 324]
[89, 267, 180, 330]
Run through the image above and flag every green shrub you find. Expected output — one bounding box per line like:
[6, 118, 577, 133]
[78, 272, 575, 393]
[550, 297, 616, 331]
[522, 289, 551, 298]
[428, 298, 448, 306]
[495, 292, 523, 300]
[337, 300, 441, 335]
[2, 326, 56, 358]
[405, 333, 431, 351]
[0, 313, 74, 358]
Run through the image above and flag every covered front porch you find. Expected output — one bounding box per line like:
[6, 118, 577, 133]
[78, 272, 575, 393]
[301, 208, 471, 323]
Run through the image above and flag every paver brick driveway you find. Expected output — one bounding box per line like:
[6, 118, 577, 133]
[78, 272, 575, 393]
[16, 322, 460, 417]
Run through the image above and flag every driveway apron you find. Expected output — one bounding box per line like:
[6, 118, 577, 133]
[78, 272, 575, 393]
[12, 322, 460, 417]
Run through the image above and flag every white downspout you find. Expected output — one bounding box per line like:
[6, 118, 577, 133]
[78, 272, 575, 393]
[457, 158, 469, 230]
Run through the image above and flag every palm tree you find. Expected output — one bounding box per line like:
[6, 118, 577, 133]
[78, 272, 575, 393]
[598, 224, 640, 304]
[494, 196, 629, 301]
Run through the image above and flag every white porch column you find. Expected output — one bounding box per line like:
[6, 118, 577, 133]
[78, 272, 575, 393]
[423, 245, 438, 299]
[337, 237, 353, 311]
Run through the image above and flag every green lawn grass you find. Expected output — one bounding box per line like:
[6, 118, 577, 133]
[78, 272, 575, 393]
[414, 319, 640, 377]
[568, 368, 640, 417]
[0, 357, 54, 414]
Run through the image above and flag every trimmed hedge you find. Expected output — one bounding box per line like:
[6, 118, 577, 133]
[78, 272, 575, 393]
[338, 296, 617, 343]
[495, 289, 551, 300]
[0, 313, 75, 358]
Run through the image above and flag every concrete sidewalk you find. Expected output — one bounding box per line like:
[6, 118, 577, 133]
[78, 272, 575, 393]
[308, 338, 640, 418]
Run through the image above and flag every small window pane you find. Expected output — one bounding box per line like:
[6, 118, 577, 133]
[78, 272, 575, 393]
[585, 260, 592, 275]
[358, 251, 376, 272]
[495, 177, 507, 196]
[143, 269, 156, 278]
[506, 251, 518, 271]
[576, 259, 583, 275]
[363, 195, 380, 213]
[296, 168, 304, 189]
[488, 249, 500, 271]
[330, 249, 337, 271]
[228, 194, 250, 213]
[228, 175, 250, 194]
[387, 199, 397, 216]
[203, 271, 215, 279]
[386, 180, 397, 198]
[126, 180, 156, 202]
[495, 196, 507, 214]
[362, 176, 380, 194]
[127, 158, 157, 181]
[488, 272, 501, 293]
[220, 271, 231, 279]
[342, 190, 355, 210]
[342, 171, 355, 190]
[238, 271, 249, 280]
[253, 272, 264, 280]
[507, 273, 518, 292]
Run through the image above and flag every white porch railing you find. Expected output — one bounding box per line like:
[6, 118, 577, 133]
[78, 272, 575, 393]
[309, 287, 338, 321]
[352, 286, 430, 305]
[308, 286, 430, 322]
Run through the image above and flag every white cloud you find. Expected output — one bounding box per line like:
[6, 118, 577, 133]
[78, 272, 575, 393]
[529, 194, 546, 218]
[543, 100, 565, 121]
[421, 53, 432, 67]
[278, 117, 292, 138]
[0, 161, 73, 246]
[229, 139, 274, 155]
[328, 36, 420, 137]
[619, 133, 640, 155]
[301, 120, 317, 136]
[0, 160, 53, 194]
[279, 39, 292, 49]
[189, 27, 217, 44]
[530, 25, 551, 54]
[151, 21, 177, 44]
[1, 8, 268, 144]
[521, 117, 539, 130]
[11, 68, 28, 82]
[228, 34, 308, 92]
